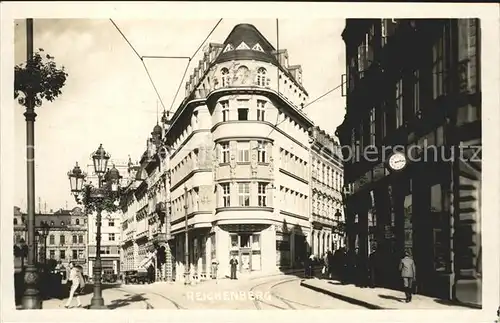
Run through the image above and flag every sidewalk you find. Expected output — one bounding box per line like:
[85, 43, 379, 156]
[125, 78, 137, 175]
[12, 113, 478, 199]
[300, 278, 481, 310]
[40, 287, 149, 310]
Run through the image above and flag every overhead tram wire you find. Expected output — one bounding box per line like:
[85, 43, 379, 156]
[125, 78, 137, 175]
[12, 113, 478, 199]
[166, 18, 223, 115]
[265, 80, 346, 138]
[109, 19, 168, 112]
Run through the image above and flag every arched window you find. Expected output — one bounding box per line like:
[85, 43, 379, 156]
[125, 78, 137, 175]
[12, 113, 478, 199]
[235, 66, 250, 85]
[221, 68, 230, 87]
[14, 218, 18, 225]
[50, 221, 54, 226]
[61, 221, 65, 226]
[257, 68, 267, 86]
[76, 218, 80, 225]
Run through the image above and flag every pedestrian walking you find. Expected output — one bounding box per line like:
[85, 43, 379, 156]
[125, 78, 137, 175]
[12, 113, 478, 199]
[147, 264, 155, 284]
[327, 251, 334, 279]
[64, 262, 84, 308]
[399, 249, 416, 303]
[229, 255, 238, 280]
[322, 252, 329, 278]
[211, 259, 220, 284]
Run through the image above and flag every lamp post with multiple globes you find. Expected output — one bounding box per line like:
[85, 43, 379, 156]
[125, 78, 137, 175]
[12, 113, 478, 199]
[68, 144, 122, 309]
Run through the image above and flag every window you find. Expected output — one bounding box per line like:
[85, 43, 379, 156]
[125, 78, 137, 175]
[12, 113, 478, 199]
[72, 235, 77, 244]
[109, 233, 115, 241]
[252, 234, 261, 249]
[238, 182, 250, 206]
[221, 142, 230, 163]
[348, 57, 356, 92]
[60, 235, 65, 245]
[14, 218, 18, 225]
[458, 19, 478, 94]
[432, 27, 447, 99]
[256, 100, 266, 121]
[75, 218, 80, 225]
[221, 68, 230, 87]
[222, 183, 230, 207]
[357, 38, 367, 76]
[395, 78, 403, 128]
[412, 70, 420, 114]
[49, 234, 55, 245]
[50, 221, 55, 226]
[257, 68, 267, 86]
[230, 235, 238, 248]
[257, 142, 267, 163]
[49, 250, 55, 259]
[237, 142, 250, 162]
[369, 107, 376, 145]
[78, 235, 84, 244]
[238, 106, 248, 120]
[108, 220, 115, 227]
[72, 249, 78, 259]
[258, 183, 267, 207]
[78, 250, 84, 259]
[61, 221, 65, 226]
[15, 235, 21, 243]
[239, 234, 251, 248]
[60, 250, 66, 259]
[221, 100, 229, 121]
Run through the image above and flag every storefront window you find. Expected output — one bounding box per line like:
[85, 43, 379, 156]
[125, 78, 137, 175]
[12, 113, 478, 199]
[240, 234, 251, 248]
[252, 234, 261, 249]
[230, 235, 238, 249]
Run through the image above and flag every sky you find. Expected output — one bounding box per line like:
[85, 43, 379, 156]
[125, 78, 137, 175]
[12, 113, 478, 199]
[13, 18, 346, 212]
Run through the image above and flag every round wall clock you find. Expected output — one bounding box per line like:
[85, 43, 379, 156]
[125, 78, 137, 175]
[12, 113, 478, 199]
[387, 151, 407, 172]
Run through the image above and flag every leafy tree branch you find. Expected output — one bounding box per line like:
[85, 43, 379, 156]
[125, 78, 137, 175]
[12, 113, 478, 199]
[77, 184, 120, 215]
[14, 48, 68, 107]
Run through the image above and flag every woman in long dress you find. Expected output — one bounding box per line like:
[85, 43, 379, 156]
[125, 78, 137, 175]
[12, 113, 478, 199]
[64, 263, 84, 308]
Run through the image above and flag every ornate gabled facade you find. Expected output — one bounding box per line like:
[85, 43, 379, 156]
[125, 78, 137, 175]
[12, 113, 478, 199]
[309, 126, 345, 255]
[119, 119, 173, 281]
[166, 23, 315, 281]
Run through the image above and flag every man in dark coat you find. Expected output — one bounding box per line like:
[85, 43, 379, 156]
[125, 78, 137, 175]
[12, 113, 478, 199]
[399, 250, 416, 302]
[229, 255, 238, 280]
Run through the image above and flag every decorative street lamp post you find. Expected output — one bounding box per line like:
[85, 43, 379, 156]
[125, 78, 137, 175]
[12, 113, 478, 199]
[68, 144, 121, 309]
[39, 222, 50, 268]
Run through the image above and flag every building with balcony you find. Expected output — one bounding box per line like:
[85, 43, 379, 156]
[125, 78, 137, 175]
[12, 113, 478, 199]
[86, 164, 128, 277]
[336, 19, 481, 305]
[165, 23, 316, 281]
[13, 206, 89, 275]
[309, 127, 345, 256]
[119, 128, 172, 281]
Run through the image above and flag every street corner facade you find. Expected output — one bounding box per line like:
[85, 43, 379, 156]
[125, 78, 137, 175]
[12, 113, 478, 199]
[117, 23, 346, 285]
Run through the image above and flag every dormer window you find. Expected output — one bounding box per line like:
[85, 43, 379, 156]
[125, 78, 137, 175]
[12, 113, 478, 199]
[236, 42, 250, 50]
[252, 43, 264, 52]
[223, 44, 234, 53]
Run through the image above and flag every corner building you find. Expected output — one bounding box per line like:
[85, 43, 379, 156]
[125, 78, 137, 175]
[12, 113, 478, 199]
[167, 24, 315, 280]
[337, 19, 481, 305]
